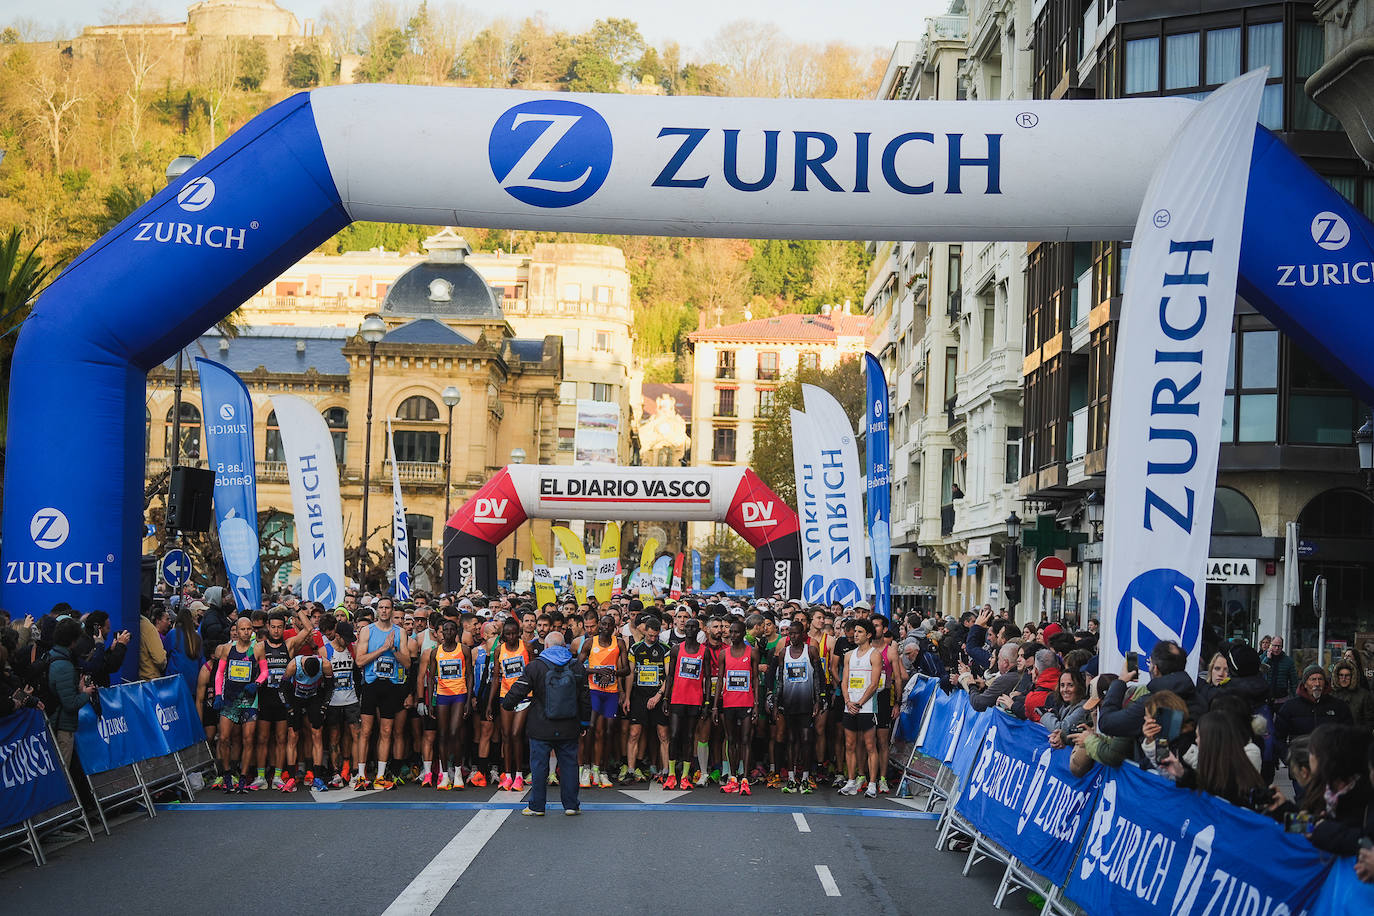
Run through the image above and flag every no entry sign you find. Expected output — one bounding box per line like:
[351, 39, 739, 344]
[1036, 556, 1067, 589]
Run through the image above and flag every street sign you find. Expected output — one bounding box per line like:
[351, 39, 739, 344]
[1297, 539, 1317, 558]
[161, 549, 192, 588]
[1036, 556, 1068, 589]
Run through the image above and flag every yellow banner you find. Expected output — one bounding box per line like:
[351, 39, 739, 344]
[594, 521, 620, 604]
[637, 536, 659, 598]
[552, 525, 588, 605]
[529, 534, 556, 609]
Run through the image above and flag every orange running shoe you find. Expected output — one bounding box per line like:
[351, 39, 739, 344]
[663, 774, 678, 790]
[739, 778, 751, 796]
[469, 770, 487, 788]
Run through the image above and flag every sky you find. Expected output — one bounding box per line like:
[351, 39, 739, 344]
[6, 0, 952, 57]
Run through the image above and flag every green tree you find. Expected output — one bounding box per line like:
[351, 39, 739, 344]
[283, 45, 321, 88]
[235, 39, 268, 91]
[696, 530, 753, 586]
[751, 358, 867, 507]
[567, 54, 619, 93]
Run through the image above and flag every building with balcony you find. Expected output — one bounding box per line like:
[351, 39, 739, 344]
[684, 308, 869, 549]
[146, 237, 564, 592]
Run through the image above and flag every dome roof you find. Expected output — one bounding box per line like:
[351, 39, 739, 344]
[381, 261, 503, 320]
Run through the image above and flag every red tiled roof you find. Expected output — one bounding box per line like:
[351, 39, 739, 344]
[688, 312, 871, 344]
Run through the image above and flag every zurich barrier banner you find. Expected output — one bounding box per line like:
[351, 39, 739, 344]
[802, 385, 865, 607]
[0, 708, 72, 829]
[1066, 760, 1330, 915]
[956, 715, 1103, 886]
[1312, 857, 1374, 915]
[385, 418, 410, 601]
[790, 408, 829, 605]
[896, 674, 940, 741]
[195, 358, 262, 610]
[864, 354, 892, 619]
[919, 686, 973, 765]
[1101, 72, 1265, 678]
[272, 394, 346, 604]
[75, 677, 204, 774]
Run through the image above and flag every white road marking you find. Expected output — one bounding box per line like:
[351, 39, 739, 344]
[793, 812, 811, 832]
[381, 809, 511, 916]
[815, 864, 841, 897]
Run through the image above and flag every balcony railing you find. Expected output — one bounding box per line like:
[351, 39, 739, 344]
[715, 405, 737, 418]
[756, 367, 778, 381]
[712, 450, 737, 463]
[384, 459, 445, 484]
[258, 461, 288, 482]
[716, 366, 736, 380]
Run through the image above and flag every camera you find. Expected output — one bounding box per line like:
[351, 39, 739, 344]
[1284, 812, 1312, 835]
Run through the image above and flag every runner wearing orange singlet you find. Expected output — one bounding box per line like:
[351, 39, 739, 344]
[578, 614, 628, 788]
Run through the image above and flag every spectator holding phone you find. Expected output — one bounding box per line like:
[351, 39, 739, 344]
[1157, 710, 1268, 807]
[1040, 669, 1088, 735]
[1141, 690, 1195, 773]
[1267, 724, 1373, 857]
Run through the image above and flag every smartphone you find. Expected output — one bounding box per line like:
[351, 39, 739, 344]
[1126, 651, 1139, 673]
[1156, 707, 1184, 741]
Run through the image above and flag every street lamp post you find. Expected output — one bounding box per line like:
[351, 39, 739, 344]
[1004, 511, 1022, 614]
[357, 314, 387, 587]
[441, 385, 461, 581]
[509, 447, 526, 583]
[1356, 415, 1373, 492]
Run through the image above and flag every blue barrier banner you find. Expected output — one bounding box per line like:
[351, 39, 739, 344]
[0, 708, 72, 829]
[75, 681, 171, 773]
[948, 707, 995, 788]
[895, 675, 939, 742]
[196, 358, 262, 610]
[146, 676, 203, 753]
[1311, 856, 1374, 916]
[955, 714, 1103, 885]
[1066, 761, 1330, 915]
[920, 688, 972, 764]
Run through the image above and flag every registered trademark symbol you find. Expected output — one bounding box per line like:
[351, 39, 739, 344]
[250, 220, 260, 229]
[1152, 209, 1171, 228]
[1015, 112, 1038, 128]
[107, 554, 115, 562]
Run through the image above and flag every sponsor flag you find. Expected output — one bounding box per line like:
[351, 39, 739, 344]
[0, 708, 72, 828]
[196, 358, 262, 610]
[1101, 72, 1265, 679]
[271, 394, 345, 605]
[791, 408, 829, 605]
[669, 552, 685, 600]
[552, 525, 588, 605]
[864, 353, 892, 619]
[529, 536, 556, 608]
[594, 521, 620, 604]
[385, 418, 410, 601]
[691, 550, 702, 593]
[637, 536, 659, 598]
[801, 385, 866, 607]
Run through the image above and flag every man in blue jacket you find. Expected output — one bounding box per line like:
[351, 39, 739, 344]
[48, 617, 98, 766]
[501, 631, 592, 816]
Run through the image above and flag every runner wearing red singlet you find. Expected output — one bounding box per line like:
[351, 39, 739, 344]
[662, 618, 710, 790]
[715, 619, 761, 796]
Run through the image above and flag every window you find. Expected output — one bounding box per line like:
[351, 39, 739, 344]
[559, 427, 575, 451]
[1294, 23, 1339, 130]
[982, 302, 996, 361]
[947, 245, 962, 320]
[944, 347, 958, 416]
[1223, 325, 1278, 443]
[799, 352, 820, 371]
[941, 448, 955, 504]
[591, 382, 613, 402]
[594, 285, 614, 304]
[716, 350, 736, 380]
[758, 388, 775, 415]
[1247, 22, 1283, 129]
[1288, 338, 1358, 444]
[396, 396, 439, 421]
[264, 410, 284, 462]
[594, 331, 612, 351]
[393, 430, 441, 463]
[561, 282, 581, 301]
[165, 402, 201, 460]
[1212, 487, 1262, 536]
[1125, 37, 1160, 93]
[1205, 28, 1241, 84]
[1165, 32, 1199, 90]
[757, 351, 779, 380]
[323, 407, 347, 464]
[713, 427, 737, 463]
[559, 381, 577, 403]
[1005, 426, 1022, 485]
[405, 513, 434, 544]
[716, 388, 736, 417]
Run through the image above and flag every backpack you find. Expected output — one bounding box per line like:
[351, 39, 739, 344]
[35, 649, 76, 721]
[543, 661, 579, 721]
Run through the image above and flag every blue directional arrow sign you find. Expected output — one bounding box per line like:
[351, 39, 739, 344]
[161, 549, 192, 588]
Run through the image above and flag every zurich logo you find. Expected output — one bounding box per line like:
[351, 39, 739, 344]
[177, 176, 216, 212]
[1114, 567, 1202, 658]
[219, 403, 235, 421]
[826, 577, 864, 607]
[802, 574, 827, 604]
[30, 507, 70, 550]
[307, 572, 337, 606]
[1310, 211, 1350, 251]
[489, 99, 612, 208]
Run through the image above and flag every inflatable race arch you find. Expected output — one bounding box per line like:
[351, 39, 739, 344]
[5, 85, 1374, 679]
[445, 465, 798, 597]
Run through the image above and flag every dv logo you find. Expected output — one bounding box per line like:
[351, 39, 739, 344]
[219, 403, 235, 421]
[307, 572, 337, 606]
[1114, 567, 1202, 659]
[1310, 211, 1350, 251]
[740, 500, 778, 529]
[177, 176, 216, 212]
[489, 100, 613, 208]
[473, 498, 509, 524]
[30, 507, 70, 550]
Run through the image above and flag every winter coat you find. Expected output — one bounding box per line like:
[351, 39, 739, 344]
[1274, 688, 1352, 745]
[1331, 684, 1374, 731]
[1263, 651, 1299, 701]
[1013, 666, 1062, 722]
[1097, 671, 1205, 738]
[47, 645, 90, 732]
[500, 645, 592, 743]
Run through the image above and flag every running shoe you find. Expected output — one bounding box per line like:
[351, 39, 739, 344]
[598, 771, 613, 789]
[340, 762, 351, 782]
[839, 779, 859, 796]
[680, 778, 694, 792]
[271, 774, 286, 790]
[631, 768, 646, 783]
[579, 766, 591, 788]
[436, 773, 451, 791]
[767, 772, 783, 789]
[548, 770, 558, 786]
[513, 774, 525, 792]
[375, 776, 396, 791]
[800, 781, 814, 795]
[521, 806, 545, 816]
[329, 774, 344, 789]
[865, 781, 878, 799]
[468, 770, 486, 788]
[420, 771, 433, 788]
[225, 774, 238, 793]
[694, 770, 708, 787]
[452, 771, 465, 790]
[208, 776, 224, 790]
[280, 776, 297, 793]
[878, 777, 890, 795]
[357, 775, 373, 790]
[312, 778, 328, 792]
[832, 773, 848, 788]
[236, 776, 249, 795]
[249, 775, 268, 791]
[663, 774, 678, 790]
[739, 778, 751, 797]
[721, 776, 740, 794]
[782, 779, 798, 794]
[617, 764, 630, 782]
[499, 772, 513, 791]
[709, 768, 721, 785]
[489, 767, 500, 785]
[807, 776, 819, 791]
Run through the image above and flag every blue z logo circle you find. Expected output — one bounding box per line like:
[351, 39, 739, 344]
[1114, 568, 1202, 660]
[489, 100, 612, 208]
[308, 572, 338, 607]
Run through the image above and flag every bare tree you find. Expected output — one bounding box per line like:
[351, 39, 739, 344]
[23, 51, 86, 169]
[105, 4, 169, 149]
[196, 39, 238, 150]
[708, 20, 787, 97]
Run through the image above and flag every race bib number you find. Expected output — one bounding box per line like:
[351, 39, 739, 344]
[501, 656, 525, 680]
[678, 656, 702, 680]
[228, 660, 252, 682]
[438, 659, 462, 680]
[592, 666, 616, 688]
[726, 670, 750, 692]
[267, 659, 287, 686]
[785, 661, 807, 682]
[848, 675, 865, 691]
[636, 667, 661, 687]
[373, 656, 396, 679]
